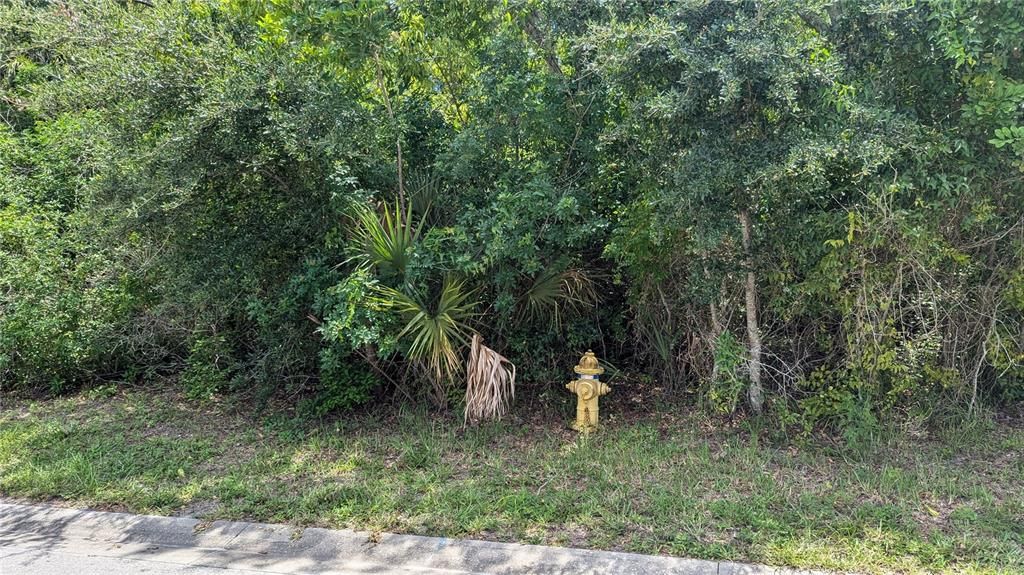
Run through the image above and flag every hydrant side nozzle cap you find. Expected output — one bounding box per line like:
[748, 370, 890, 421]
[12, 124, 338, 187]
[573, 350, 605, 376]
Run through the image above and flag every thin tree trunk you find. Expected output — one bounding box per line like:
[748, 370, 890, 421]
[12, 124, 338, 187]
[373, 50, 405, 208]
[705, 265, 724, 386]
[969, 302, 998, 417]
[739, 208, 764, 414]
[396, 136, 404, 204]
[709, 301, 722, 385]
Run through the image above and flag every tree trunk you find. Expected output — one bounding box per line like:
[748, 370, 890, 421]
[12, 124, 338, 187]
[396, 135, 404, 205]
[705, 265, 724, 386]
[739, 208, 764, 414]
[373, 50, 405, 208]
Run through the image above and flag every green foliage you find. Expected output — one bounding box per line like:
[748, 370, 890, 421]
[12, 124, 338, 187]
[350, 201, 425, 280]
[0, 118, 135, 391]
[319, 269, 398, 357]
[707, 331, 746, 415]
[518, 267, 599, 330]
[0, 203, 129, 392]
[585, 0, 1024, 426]
[1, 0, 1021, 432]
[180, 334, 238, 401]
[299, 348, 379, 417]
[376, 277, 477, 386]
[990, 125, 1024, 169]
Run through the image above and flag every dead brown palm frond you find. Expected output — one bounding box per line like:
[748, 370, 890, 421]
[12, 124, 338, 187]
[464, 333, 516, 425]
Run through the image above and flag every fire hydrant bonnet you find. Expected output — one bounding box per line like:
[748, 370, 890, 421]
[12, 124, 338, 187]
[573, 351, 604, 376]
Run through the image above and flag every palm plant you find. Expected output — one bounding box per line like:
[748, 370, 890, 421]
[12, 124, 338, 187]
[351, 196, 517, 416]
[350, 201, 424, 278]
[405, 169, 443, 222]
[375, 276, 477, 399]
[518, 266, 599, 328]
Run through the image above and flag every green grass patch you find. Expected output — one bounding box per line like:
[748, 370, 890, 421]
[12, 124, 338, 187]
[1, 390, 1022, 574]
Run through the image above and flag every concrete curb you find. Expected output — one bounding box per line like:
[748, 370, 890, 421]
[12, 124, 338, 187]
[0, 501, 831, 575]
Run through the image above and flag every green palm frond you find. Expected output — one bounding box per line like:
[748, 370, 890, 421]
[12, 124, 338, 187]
[350, 200, 425, 278]
[519, 266, 599, 328]
[375, 277, 477, 383]
[405, 169, 442, 219]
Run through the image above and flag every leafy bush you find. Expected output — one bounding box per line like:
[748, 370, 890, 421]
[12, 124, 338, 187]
[180, 334, 238, 401]
[1, 0, 1021, 433]
[298, 349, 380, 418]
[0, 121, 135, 392]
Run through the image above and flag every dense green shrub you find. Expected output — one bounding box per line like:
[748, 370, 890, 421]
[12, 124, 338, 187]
[587, 1, 1023, 428]
[299, 348, 380, 417]
[0, 112, 136, 392]
[0, 200, 134, 392]
[1, 0, 1021, 430]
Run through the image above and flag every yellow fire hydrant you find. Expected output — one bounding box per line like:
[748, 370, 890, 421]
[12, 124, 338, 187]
[566, 350, 609, 432]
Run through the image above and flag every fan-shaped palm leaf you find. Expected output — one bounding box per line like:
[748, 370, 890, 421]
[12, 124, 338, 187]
[405, 169, 442, 220]
[351, 200, 424, 278]
[375, 276, 476, 384]
[519, 266, 599, 328]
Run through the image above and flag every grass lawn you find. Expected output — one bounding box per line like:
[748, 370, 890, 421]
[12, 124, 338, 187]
[1, 387, 1022, 575]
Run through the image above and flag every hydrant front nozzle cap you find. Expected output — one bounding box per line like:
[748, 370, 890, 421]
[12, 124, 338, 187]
[573, 350, 605, 376]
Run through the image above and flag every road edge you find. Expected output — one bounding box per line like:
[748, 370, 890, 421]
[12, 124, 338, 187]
[0, 500, 835, 575]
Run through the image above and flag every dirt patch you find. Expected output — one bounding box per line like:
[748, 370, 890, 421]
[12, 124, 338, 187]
[175, 499, 222, 519]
